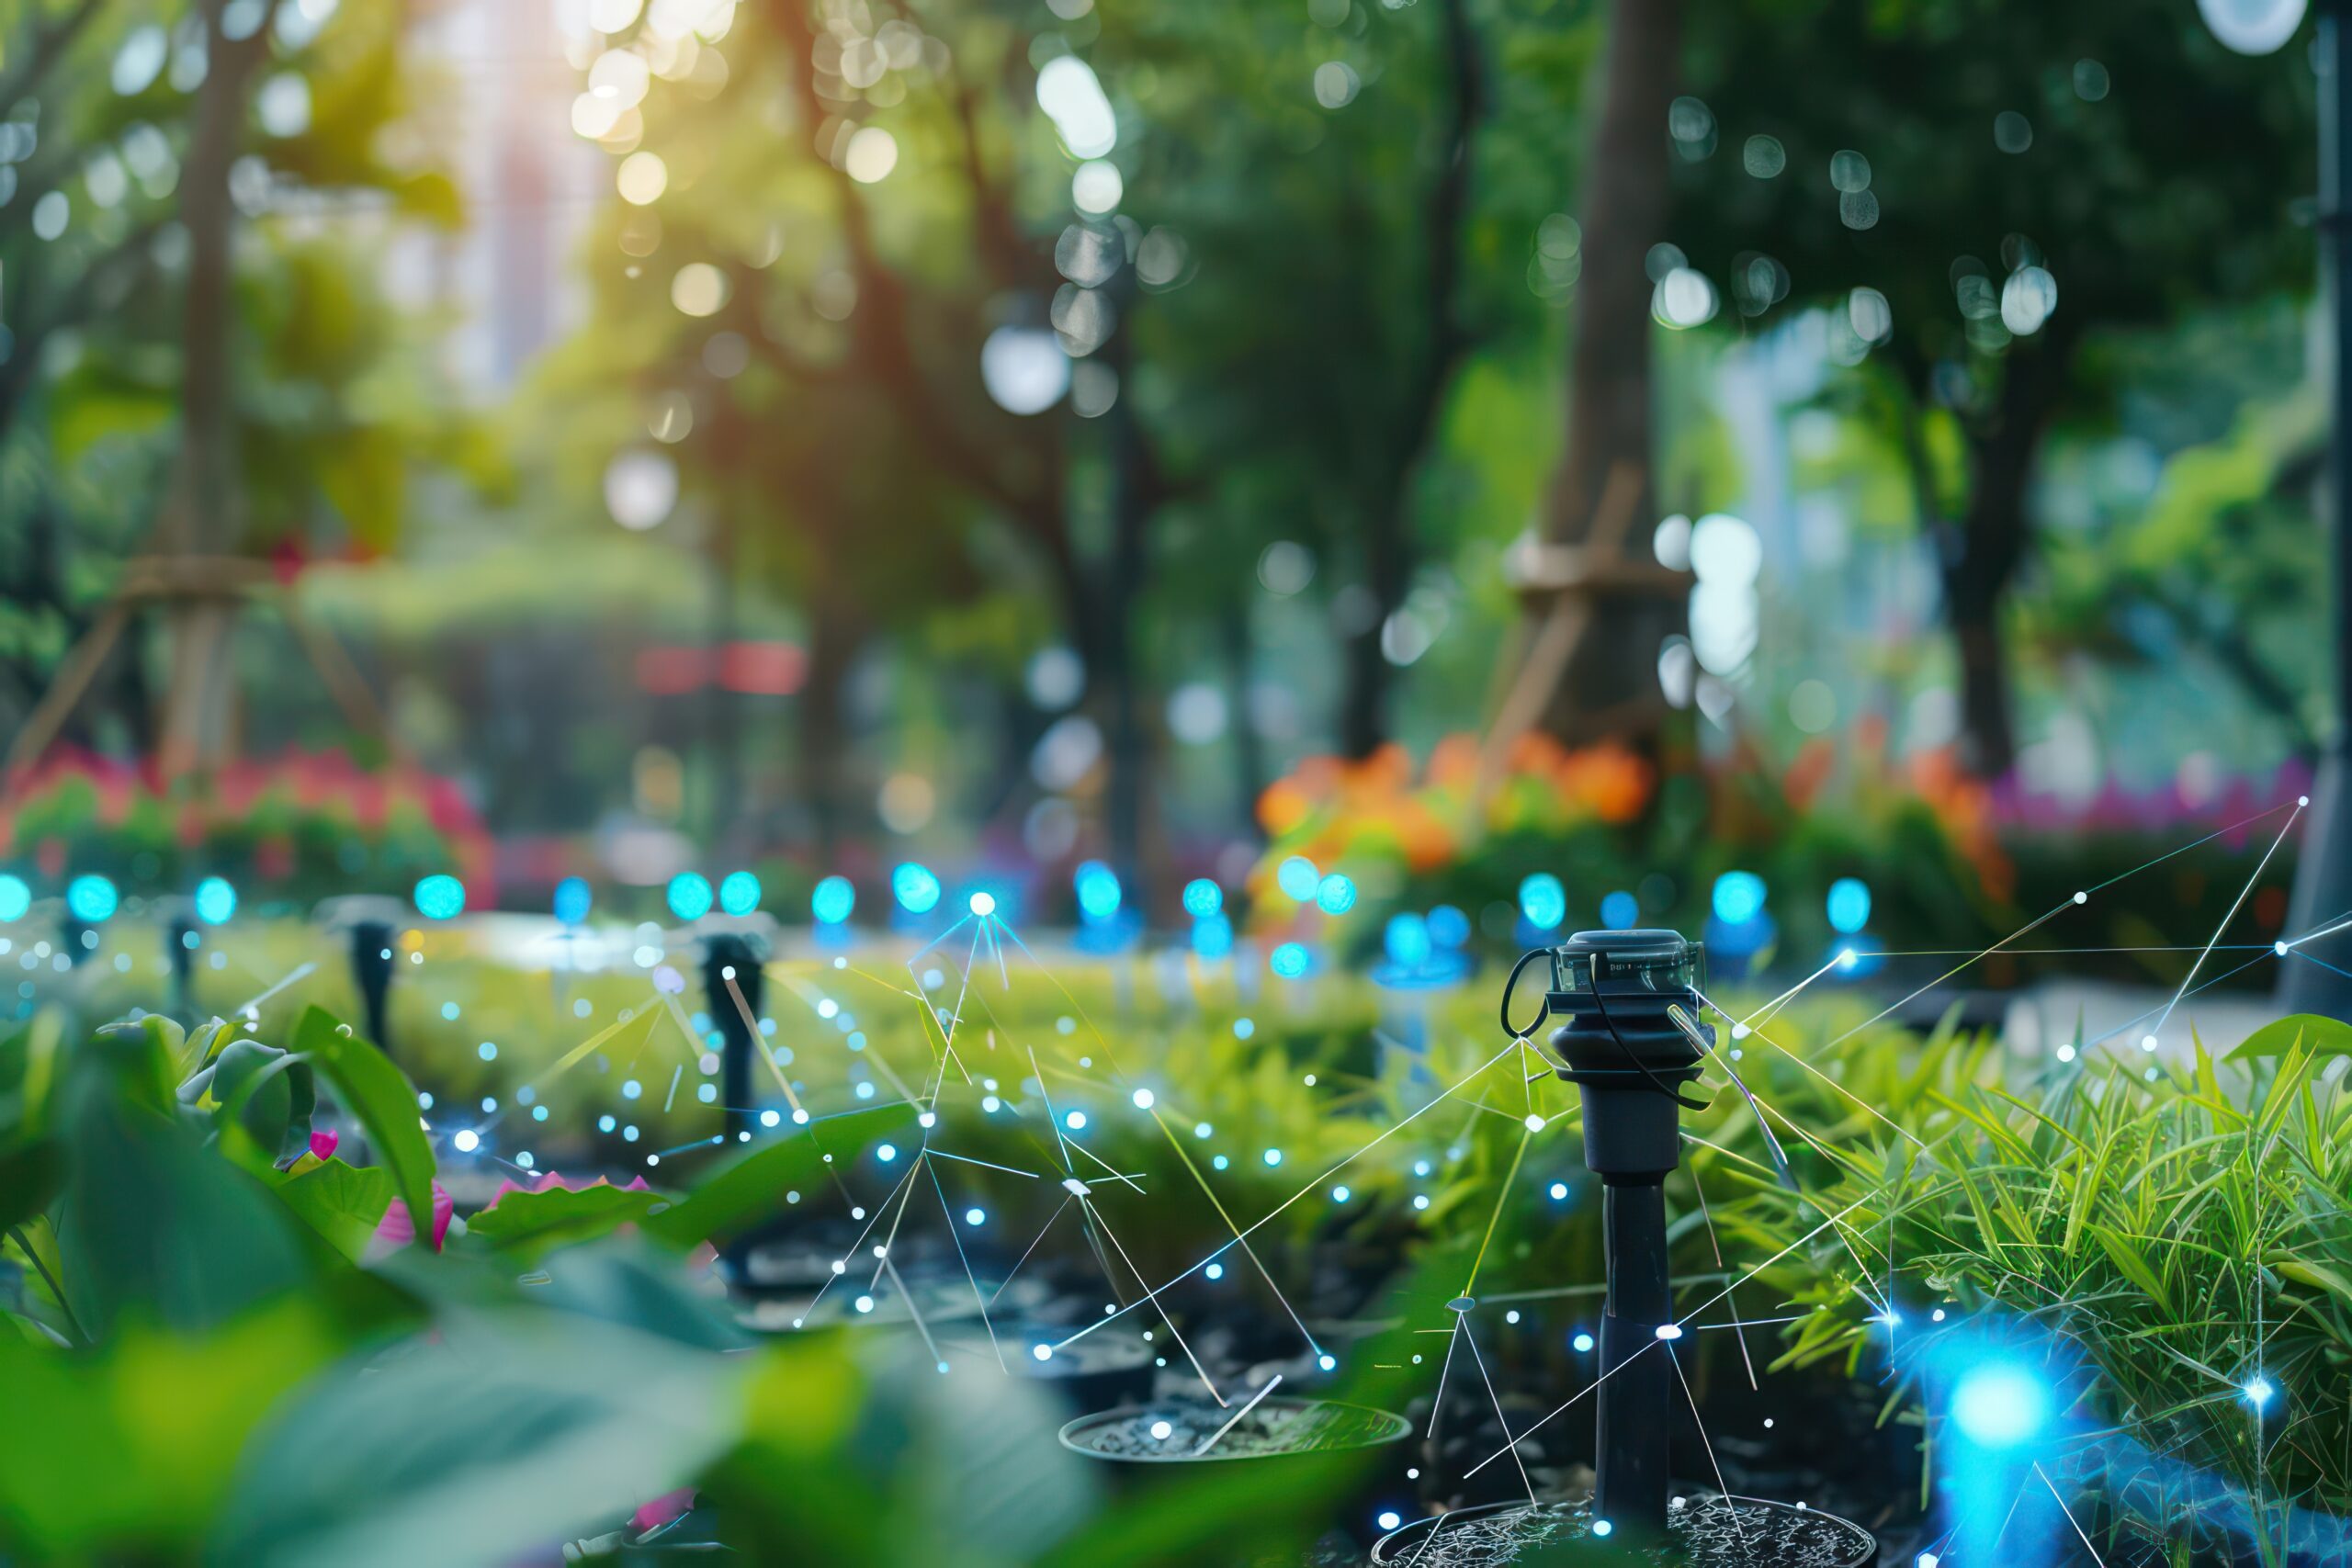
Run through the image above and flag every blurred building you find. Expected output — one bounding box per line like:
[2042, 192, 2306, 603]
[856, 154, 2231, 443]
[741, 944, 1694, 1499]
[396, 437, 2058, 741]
[391, 0, 603, 392]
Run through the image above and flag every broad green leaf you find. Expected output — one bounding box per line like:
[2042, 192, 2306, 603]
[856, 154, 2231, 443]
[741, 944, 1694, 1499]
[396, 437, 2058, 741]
[463, 1182, 666, 1262]
[293, 1007, 439, 1253]
[2088, 1224, 2173, 1317]
[0, 1141, 60, 1232]
[644, 1104, 913, 1250]
[2273, 1256, 2352, 1313]
[54, 1057, 318, 1340]
[272, 1159, 396, 1264]
[205, 1314, 749, 1568]
[182, 1038, 318, 1172]
[2228, 1013, 2352, 1061]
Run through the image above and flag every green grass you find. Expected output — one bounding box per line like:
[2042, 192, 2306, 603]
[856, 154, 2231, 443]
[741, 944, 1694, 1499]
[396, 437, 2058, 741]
[1731, 1011, 2352, 1552]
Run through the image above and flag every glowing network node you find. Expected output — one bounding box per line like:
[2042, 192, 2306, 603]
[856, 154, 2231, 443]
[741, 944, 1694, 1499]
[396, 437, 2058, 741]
[2141, 1034, 2159, 1053]
[1271, 942, 1310, 978]
[1032, 1344, 1054, 1362]
[892, 863, 942, 914]
[2246, 1376, 2276, 1409]
[66, 874, 119, 923]
[1376, 1511, 1402, 1531]
[810, 874, 855, 925]
[1549, 1181, 1569, 1201]
[553, 875, 592, 925]
[1262, 1148, 1283, 1166]
[1131, 1088, 1155, 1109]
[1314, 873, 1357, 915]
[1838, 948, 1858, 970]
[969, 890, 998, 917]
[1950, 1361, 2050, 1449]
[1573, 1331, 1595, 1352]
[1232, 1017, 1255, 1040]
[1150, 1420, 1174, 1440]
[1332, 1185, 1351, 1202]
[413, 874, 464, 920]
[192, 876, 237, 926]
[965, 1208, 985, 1226]
[1713, 870, 1767, 925]
[1205, 1262, 1225, 1280]
[1318, 1354, 1337, 1371]
[1519, 873, 1566, 931]
[451, 1129, 481, 1154]
[2277, 940, 2291, 955]
[1826, 876, 1872, 934]
[1074, 860, 1122, 920]
[0, 874, 28, 922]
[1523, 1112, 1544, 1133]
[718, 870, 762, 916]
[1182, 878, 1223, 918]
[666, 873, 714, 922]
[1599, 889, 1639, 930]
[1276, 855, 1320, 901]
[1592, 1520, 1614, 1539]
[1064, 1110, 1088, 1132]
[1654, 1323, 1683, 1341]
[477, 1042, 497, 1061]
[877, 1144, 898, 1162]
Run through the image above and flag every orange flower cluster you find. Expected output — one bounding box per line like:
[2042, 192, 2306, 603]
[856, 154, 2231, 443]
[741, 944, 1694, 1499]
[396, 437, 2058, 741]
[1256, 735, 1655, 881]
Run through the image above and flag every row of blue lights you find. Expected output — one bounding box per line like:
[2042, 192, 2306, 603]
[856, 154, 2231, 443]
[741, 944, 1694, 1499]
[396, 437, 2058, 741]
[0, 873, 235, 927]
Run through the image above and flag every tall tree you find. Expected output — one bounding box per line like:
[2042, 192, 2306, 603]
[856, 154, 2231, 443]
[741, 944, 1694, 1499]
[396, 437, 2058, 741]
[1668, 0, 2312, 773]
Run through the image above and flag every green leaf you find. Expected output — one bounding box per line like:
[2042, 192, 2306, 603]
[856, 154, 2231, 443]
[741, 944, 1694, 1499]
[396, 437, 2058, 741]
[55, 1057, 317, 1339]
[205, 1314, 749, 1568]
[2273, 1256, 2352, 1312]
[182, 1037, 318, 1171]
[644, 1104, 914, 1250]
[464, 1182, 666, 1262]
[0, 1141, 61, 1232]
[293, 1007, 439, 1253]
[2228, 1013, 2352, 1061]
[272, 1159, 396, 1264]
[2088, 1224, 2173, 1317]
[0, 1301, 344, 1560]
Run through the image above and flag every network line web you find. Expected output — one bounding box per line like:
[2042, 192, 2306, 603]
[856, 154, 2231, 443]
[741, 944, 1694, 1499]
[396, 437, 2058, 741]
[4, 795, 2335, 1563]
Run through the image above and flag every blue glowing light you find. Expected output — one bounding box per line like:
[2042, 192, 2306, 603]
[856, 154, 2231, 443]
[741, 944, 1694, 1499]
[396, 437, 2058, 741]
[1276, 855, 1320, 901]
[553, 875, 592, 925]
[1713, 870, 1768, 925]
[1573, 1330, 1595, 1353]
[193, 875, 237, 926]
[1182, 878, 1223, 918]
[2245, 1376, 2276, 1410]
[1192, 912, 1234, 958]
[1385, 914, 1432, 968]
[1315, 873, 1357, 915]
[1074, 860, 1123, 920]
[1519, 873, 1566, 931]
[1826, 876, 1872, 934]
[1600, 889, 1638, 930]
[719, 870, 763, 916]
[811, 874, 855, 924]
[0, 874, 27, 922]
[66, 874, 118, 923]
[1428, 904, 1470, 947]
[667, 873, 714, 922]
[1950, 1361, 2051, 1450]
[1271, 942, 1310, 978]
[413, 874, 465, 920]
[892, 862, 942, 914]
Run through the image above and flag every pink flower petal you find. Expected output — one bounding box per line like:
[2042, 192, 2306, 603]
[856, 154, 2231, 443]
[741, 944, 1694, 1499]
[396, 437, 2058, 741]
[308, 1129, 340, 1162]
[630, 1488, 695, 1535]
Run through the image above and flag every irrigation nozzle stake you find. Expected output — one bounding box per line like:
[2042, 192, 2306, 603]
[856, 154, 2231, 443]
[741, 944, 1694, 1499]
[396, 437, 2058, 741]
[700, 928, 769, 1145]
[1505, 928, 1710, 1537]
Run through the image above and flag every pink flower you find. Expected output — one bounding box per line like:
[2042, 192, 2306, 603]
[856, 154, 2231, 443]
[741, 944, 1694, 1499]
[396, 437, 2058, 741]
[308, 1129, 340, 1162]
[630, 1489, 695, 1535]
[369, 1180, 455, 1256]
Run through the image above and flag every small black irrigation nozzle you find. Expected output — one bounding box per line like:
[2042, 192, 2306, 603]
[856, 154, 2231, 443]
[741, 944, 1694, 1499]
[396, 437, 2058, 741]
[350, 918, 396, 1062]
[167, 908, 198, 1019]
[1508, 928, 1709, 1537]
[700, 930, 769, 1145]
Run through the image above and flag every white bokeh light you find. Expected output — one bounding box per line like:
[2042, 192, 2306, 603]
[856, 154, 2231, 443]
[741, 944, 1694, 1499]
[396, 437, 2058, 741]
[980, 325, 1070, 415]
[604, 448, 679, 531]
[1036, 56, 1117, 158]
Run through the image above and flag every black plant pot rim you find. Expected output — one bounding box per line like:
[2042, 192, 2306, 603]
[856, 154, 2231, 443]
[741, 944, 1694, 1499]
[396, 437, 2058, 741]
[1367, 1491, 1877, 1566]
[1059, 1397, 1412, 1464]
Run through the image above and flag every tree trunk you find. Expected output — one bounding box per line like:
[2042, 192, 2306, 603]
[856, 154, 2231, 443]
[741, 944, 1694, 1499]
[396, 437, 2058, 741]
[797, 592, 861, 848]
[1221, 598, 1266, 840]
[1336, 0, 1481, 760]
[1939, 333, 2072, 777]
[155, 0, 275, 781]
[1098, 297, 1152, 898]
[1535, 0, 1679, 742]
